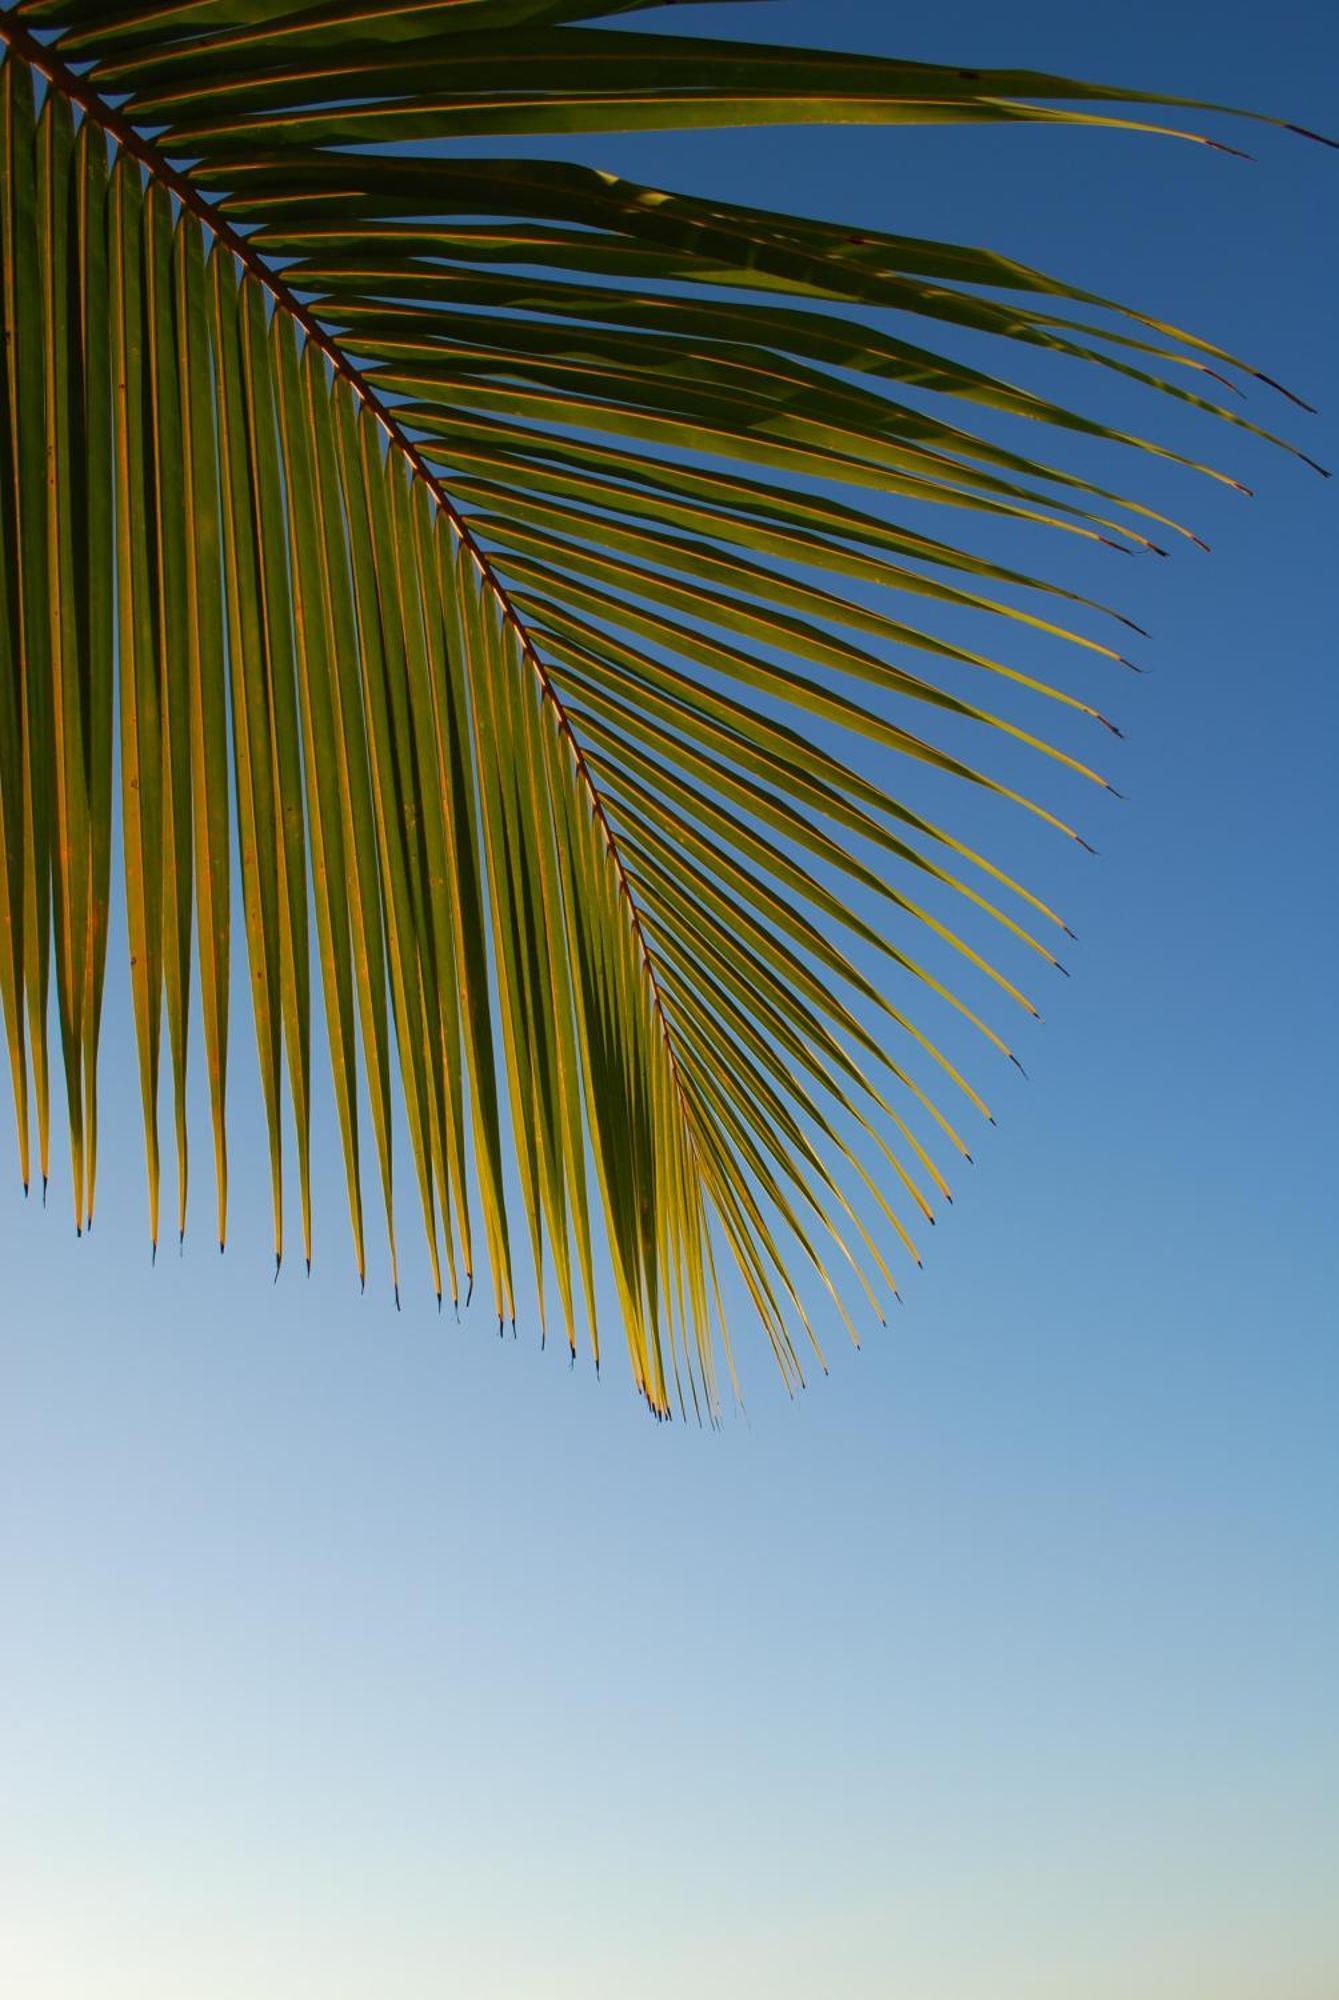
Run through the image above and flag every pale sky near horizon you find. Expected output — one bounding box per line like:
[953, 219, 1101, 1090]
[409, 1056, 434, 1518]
[2, 3, 1336, 1997]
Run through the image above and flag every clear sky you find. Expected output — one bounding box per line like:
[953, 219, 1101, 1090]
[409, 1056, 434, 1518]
[2, 4, 1336, 1996]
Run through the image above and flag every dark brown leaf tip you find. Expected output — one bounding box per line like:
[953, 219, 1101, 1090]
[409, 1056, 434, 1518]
[1286, 123, 1339, 150]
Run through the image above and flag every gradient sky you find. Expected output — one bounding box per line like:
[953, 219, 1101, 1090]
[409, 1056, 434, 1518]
[2, 4, 1336, 1996]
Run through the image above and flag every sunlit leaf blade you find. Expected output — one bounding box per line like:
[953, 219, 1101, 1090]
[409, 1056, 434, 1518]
[403, 483, 474, 1292]
[436, 531, 514, 1323]
[334, 384, 443, 1305]
[271, 310, 364, 1281]
[143, 178, 195, 1243]
[209, 245, 285, 1267]
[1, 57, 50, 1198]
[237, 271, 313, 1270]
[0, 85, 29, 1193]
[298, 344, 399, 1296]
[25, 0, 677, 61]
[110, 152, 165, 1250]
[36, 89, 88, 1230]
[75, 120, 113, 1235]
[175, 210, 229, 1249]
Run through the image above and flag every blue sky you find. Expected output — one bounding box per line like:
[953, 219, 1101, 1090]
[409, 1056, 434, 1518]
[2, 3, 1336, 1995]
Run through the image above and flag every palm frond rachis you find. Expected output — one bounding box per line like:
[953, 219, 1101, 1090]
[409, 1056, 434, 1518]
[0, 1, 1327, 1414]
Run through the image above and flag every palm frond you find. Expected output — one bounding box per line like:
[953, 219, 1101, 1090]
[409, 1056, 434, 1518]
[0, 1, 1325, 1413]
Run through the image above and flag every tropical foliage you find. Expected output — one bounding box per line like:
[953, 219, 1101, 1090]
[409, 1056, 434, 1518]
[0, 1, 1324, 1414]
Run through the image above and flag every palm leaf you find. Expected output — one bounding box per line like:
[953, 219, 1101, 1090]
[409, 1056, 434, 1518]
[0, 1, 1326, 1415]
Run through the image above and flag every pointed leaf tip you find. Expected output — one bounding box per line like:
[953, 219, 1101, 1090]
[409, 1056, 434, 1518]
[1286, 122, 1339, 149]
[1257, 373, 1317, 414]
